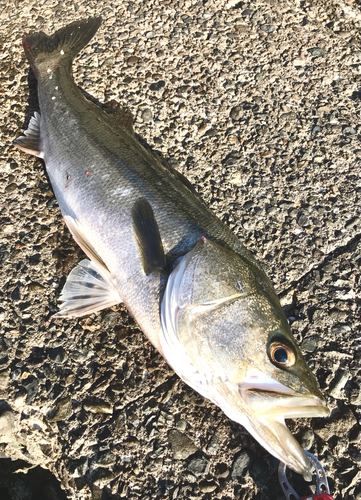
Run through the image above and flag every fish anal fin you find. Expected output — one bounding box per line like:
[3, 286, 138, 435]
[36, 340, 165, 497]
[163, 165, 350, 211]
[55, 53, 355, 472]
[131, 198, 166, 275]
[13, 111, 43, 158]
[64, 215, 106, 270]
[54, 259, 122, 317]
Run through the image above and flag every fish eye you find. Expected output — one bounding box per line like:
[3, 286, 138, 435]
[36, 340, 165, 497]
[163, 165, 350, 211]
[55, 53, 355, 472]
[269, 342, 295, 368]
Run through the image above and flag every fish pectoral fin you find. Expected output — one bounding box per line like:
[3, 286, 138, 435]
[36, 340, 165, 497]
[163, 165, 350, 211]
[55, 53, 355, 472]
[13, 111, 43, 158]
[54, 259, 122, 318]
[131, 198, 166, 275]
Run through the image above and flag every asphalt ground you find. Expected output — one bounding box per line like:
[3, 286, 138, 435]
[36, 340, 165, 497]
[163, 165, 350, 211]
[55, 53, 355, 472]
[0, 0, 360, 499]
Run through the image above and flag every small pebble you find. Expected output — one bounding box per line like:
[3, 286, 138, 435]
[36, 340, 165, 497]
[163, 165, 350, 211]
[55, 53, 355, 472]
[175, 419, 187, 431]
[199, 480, 217, 493]
[315, 408, 358, 441]
[0, 411, 15, 436]
[229, 106, 242, 120]
[141, 109, 153, 122]
[127, 56, 140, 66]
[149, 80, 165, 91]
[329, 369, 349, 399]
[188, 457, 209, 476]
[215, 463, 229, 478]
[299, 428, 314, 450]
[168, 430, 197, 459]
[308, 47, 326, 57]
[83, 401, 113, 414]
[231, 451, 251, 479]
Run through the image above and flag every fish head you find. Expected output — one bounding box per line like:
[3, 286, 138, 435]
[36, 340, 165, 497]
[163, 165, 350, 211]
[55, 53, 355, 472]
[161, 238, 329, 473]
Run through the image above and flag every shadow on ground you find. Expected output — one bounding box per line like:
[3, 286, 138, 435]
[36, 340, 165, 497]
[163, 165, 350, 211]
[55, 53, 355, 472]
[0, 458, 68, 500]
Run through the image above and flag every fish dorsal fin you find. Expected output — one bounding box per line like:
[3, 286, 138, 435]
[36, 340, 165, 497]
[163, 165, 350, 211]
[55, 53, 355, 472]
[131, 198, 166, 275]
[173, 168, 199, 197]
[103, 100, 134, 132]
[64, 215, 106, 269]
[13, 112, 43, 158]
[54, 259, 122, 317]
[147, 148, 200, 198]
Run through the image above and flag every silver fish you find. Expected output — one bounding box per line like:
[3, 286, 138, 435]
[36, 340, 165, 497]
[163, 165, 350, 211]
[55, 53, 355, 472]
[14, 18, 329, 473]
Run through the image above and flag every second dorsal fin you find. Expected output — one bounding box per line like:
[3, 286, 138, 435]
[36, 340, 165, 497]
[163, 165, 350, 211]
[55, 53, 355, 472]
[102, 100, 134, 132]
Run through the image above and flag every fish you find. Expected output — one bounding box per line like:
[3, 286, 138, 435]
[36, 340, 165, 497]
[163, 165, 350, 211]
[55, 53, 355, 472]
[14, 18, 329, 474]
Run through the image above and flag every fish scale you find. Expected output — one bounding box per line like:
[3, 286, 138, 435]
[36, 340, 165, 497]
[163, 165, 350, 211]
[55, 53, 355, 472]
[14, 17, 329, 474]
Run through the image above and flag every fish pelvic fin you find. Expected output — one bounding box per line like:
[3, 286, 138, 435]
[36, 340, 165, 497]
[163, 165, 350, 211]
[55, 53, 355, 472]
[13, 111, 43, 157]
[131, 198, 166, 276]
[54, 259, 122, 318]
[22, 17, 102, 76]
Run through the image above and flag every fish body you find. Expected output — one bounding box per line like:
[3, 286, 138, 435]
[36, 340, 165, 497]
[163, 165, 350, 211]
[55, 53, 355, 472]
[14, 18, 329, 473]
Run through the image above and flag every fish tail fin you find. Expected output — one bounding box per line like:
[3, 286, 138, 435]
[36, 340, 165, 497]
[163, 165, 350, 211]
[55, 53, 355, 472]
[23, 17, 102, 75]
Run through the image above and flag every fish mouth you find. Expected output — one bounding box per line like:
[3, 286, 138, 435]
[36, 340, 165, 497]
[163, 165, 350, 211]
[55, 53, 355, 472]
[232, 376, 330, 474]
[246, 390, 329, 473]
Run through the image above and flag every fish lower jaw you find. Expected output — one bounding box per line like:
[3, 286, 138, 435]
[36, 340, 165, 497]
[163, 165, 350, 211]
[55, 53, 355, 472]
[263, 416, 312, 473]
[216, 395, 308, 474]
[244, 414, 310, 474]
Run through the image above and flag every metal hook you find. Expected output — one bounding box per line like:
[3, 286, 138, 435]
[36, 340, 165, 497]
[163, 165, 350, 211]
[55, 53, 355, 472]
[303, 451, 330, 495]
[278, 451, 330, 500]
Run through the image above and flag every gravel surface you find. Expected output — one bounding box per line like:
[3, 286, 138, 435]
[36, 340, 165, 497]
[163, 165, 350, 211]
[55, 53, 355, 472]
[1, 0, 360, 499]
